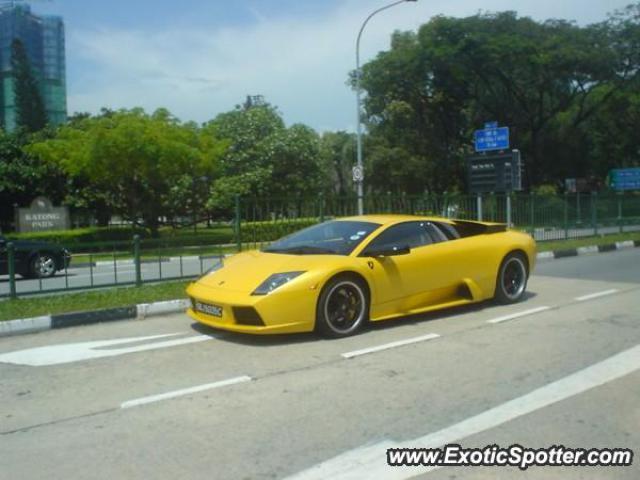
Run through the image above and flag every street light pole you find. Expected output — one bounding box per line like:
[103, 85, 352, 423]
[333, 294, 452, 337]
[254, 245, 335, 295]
[355, 0, 417, 216]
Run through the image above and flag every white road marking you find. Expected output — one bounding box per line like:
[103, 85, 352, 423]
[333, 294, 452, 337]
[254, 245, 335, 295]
[341, 333, 440, 359]
[0, 333, 213, 366]
[285, 344, 640, 480]
[120, 375, 252, 409]
[486, 306, 550, 324]
[575, 289, 619, 301]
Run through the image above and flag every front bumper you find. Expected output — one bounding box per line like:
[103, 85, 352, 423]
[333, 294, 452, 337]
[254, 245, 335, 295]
[186, 281, 318, 335]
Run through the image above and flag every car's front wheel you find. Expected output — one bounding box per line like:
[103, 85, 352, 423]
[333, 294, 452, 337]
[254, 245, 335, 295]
[29, 253, 58, 279]
[316, 275, 369, 338]
[495, 252, 528, 304]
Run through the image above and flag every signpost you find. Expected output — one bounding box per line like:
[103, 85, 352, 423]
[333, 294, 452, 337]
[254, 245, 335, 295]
[467, 150, 522, 194]
[610, 168, 640, 191]
[17, 196, 70, 233]
[352, 165, 364, 183]
[468, 123, 519, 224]
[474, 126, 510, 153]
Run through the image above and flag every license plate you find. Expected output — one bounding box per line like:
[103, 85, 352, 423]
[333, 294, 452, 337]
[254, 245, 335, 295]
[195, 301, 223, 317]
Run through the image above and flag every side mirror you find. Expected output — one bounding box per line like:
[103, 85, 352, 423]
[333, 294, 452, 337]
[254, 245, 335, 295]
[365, 245, 411, 257]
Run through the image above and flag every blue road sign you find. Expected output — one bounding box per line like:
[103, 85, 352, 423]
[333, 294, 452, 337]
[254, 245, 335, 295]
[610, 168, 640, 191]
[474, 127, 510, 152]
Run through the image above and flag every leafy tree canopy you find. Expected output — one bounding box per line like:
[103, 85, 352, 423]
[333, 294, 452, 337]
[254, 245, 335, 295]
[28, 108, 227, 233]
[356, 5, 640, 193]
[204, 103, 322, 208]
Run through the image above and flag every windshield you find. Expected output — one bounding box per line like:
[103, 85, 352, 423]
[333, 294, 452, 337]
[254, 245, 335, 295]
[263, 221, 380, 256]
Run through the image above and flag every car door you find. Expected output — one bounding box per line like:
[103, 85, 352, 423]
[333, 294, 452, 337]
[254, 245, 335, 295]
[429, 221, 496, 296]
[359, 221, 441, 319]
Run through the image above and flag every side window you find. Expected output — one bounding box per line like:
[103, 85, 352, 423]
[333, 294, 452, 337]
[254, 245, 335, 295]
[364, 222, 432, 253]
[433, 222, 460, 240]
[424, 222, 448, 243]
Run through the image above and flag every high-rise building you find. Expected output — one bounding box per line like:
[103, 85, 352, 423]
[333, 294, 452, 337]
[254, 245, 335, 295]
[0, 3, 66, 131]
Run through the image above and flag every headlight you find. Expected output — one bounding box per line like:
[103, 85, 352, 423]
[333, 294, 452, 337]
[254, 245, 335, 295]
[197, 258, 224, 279]
[252, 271, 305, 296]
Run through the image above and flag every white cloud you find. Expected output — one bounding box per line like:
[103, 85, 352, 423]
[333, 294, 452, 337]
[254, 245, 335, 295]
[66, 0, 627, 131]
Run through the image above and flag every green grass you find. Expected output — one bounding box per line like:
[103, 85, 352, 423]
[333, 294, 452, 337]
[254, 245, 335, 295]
[537, 231, 640, 252]
[0, 281, 190, 321]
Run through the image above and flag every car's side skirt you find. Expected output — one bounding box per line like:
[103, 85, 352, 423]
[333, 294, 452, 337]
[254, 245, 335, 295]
[370, 297, 478, 323]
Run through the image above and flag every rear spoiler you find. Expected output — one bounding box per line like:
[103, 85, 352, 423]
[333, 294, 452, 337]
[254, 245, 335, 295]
[452, 220, 507, 236]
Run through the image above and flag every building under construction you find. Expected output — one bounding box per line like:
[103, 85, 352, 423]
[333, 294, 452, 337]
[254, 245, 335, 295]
[0, 2, 66, 131]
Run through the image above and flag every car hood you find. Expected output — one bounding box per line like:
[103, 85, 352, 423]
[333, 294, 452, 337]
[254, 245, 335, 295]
[197, 249, 341, 294]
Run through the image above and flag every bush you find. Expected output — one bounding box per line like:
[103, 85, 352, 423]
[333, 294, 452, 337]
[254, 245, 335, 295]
[241, 218, 320, 243]
[7, 227, 150, 246]
[5, 217, 327, 251]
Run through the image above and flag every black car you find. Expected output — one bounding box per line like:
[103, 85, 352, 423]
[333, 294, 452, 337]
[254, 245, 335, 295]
[0, 235, 71, 278]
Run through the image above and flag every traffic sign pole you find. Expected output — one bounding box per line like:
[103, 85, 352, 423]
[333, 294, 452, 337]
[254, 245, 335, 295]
[617, 193, 623, 233]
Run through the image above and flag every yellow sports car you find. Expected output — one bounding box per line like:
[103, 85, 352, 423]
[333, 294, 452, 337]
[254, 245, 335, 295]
[186, 215, 536, 338]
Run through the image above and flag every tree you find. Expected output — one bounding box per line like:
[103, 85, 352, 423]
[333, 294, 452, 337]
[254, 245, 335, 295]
[28, 108, 226, 234]
[11, 39, 47, 133]
[318, 131, 356, 196]
[204, 100, 322, 209]
[356, 7, 639, 192]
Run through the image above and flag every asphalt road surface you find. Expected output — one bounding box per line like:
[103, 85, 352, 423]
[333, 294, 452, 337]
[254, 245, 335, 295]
[0, 256, 219, 297]
[1, 249, 639, 479]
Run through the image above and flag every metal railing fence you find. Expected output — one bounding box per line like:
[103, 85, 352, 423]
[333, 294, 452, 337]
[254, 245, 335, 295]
[2, 192, 639, 299]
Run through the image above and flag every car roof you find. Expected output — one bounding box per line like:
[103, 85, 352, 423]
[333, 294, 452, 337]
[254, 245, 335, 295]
[336, 214, 453, 226]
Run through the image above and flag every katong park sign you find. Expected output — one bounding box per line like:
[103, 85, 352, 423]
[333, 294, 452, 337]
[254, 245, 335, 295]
[17, 197, 70, 233]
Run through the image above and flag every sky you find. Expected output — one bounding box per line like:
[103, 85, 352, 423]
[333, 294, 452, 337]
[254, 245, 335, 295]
[27, 0, 632, 132]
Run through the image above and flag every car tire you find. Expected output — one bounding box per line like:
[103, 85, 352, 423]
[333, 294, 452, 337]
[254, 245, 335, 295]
[29, 252, 57, 279]
[494, 252, 528, 304]
[316, 275, 369, 338]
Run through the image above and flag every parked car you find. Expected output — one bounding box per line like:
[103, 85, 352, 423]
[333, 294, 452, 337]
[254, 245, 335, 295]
[0, 235, 71, 278]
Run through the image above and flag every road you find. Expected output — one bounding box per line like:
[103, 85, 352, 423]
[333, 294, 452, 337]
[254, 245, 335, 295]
[0, 249, 638, 479]
[0, 256, 220, 297]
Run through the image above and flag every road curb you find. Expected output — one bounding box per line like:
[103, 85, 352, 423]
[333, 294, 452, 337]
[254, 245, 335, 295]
[0, 299, 189, 338]
[536, 239, 639, 261]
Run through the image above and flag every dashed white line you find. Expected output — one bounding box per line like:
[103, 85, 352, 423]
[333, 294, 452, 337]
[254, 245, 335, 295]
[486, 306, 551, 324]
[341, 333, 440, 359]
[120, 375, 253, 409]
[575, 289, 619, 301]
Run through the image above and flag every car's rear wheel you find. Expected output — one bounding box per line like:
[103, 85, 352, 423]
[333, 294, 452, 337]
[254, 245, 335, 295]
[29, 253, 57, 279]
[316, 275, 369, 338]
[495, 252, 528, 304]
